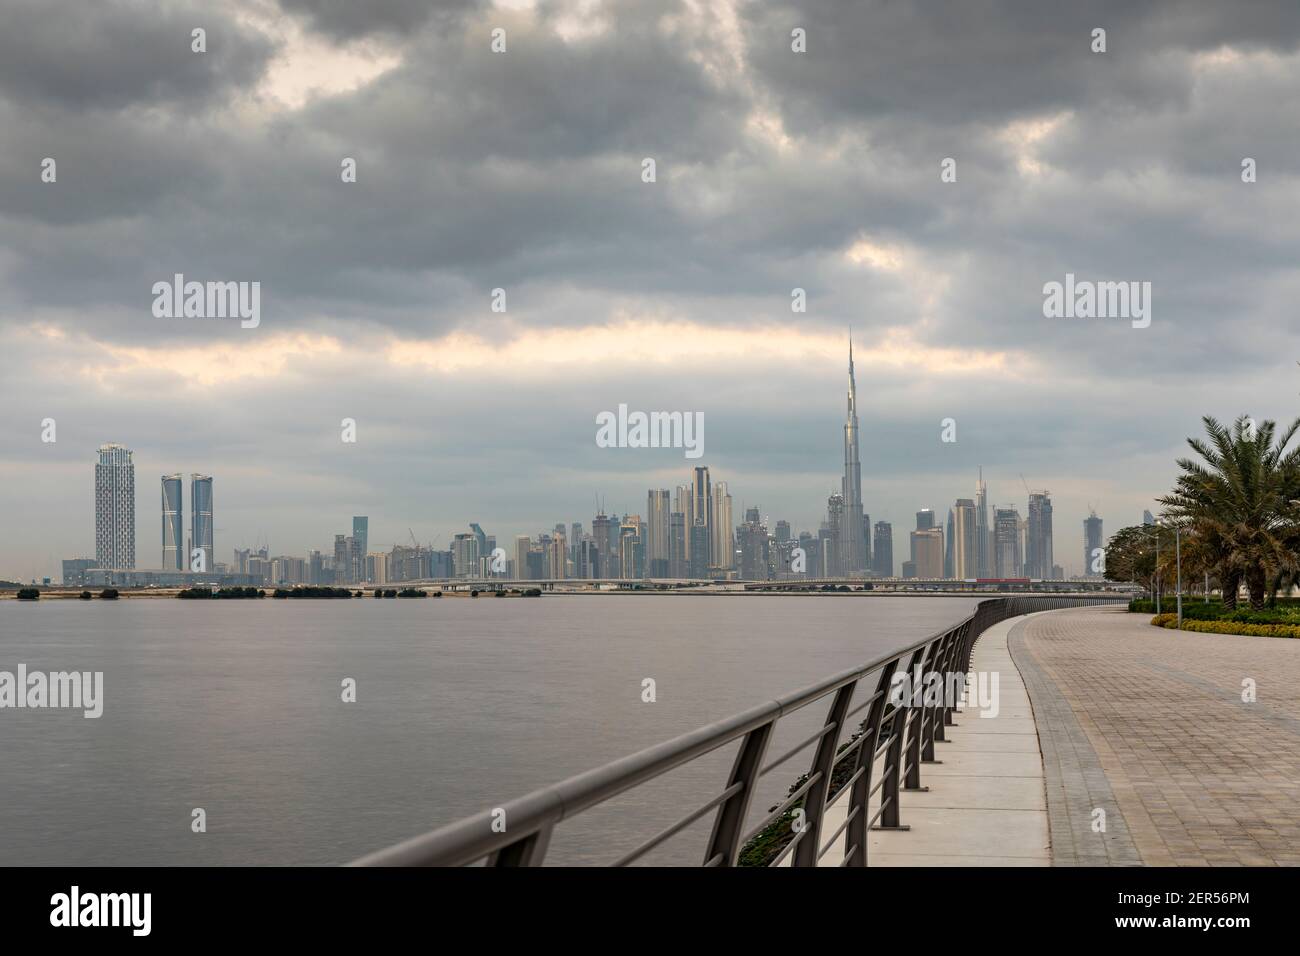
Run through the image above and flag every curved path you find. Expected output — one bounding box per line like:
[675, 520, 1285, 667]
[1011, 605, 1300, 866]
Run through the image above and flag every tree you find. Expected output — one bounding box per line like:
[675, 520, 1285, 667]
[1104, 525, 1159, 593]
[1159, 415, 1300, 610]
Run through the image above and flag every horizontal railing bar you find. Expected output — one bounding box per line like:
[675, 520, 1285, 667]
[868, 796, 894, 829]
[768, 827, 807, 868]
[842, 686, 886, 722]
[737, 770, 824, 845]
[759, 722, 839, 778]
[609, 780, 745, 867]
[818, 801, 861, 859]
[823, 764, 867, 815]
[873, 731, 898, 758]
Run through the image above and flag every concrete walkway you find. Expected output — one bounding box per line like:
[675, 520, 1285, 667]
[786, 612, 1052, 866]
[1011, 605, 1300, 866]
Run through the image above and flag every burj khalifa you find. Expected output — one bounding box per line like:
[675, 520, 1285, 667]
[841, 340, 868, 575]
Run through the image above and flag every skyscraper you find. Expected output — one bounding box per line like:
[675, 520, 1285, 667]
[737, 508, 769, 580]
[711, 480, 733, 571]
[862, 512, 872, 569]
[911, 527, 943, 577]
[944, 509, 955, 578]
[161, 473, 183, 570]
[689, 523, 710, 579]
[825, 492, 844, 577]
[840, 340, 868, 575]
[453, 532, 480, 578]
[912, 508, 935, 567]
[669, 509, 687, 577]
[953, 498, 977, 579]
[353, 517, 369, 578]
[190, 474, 213, 572]
[646, 489, 671, 578]
[593, 510, 616, 578]
[975, 470, 992, 578]
[1026, 492, 1054, 579]
[994, 507, 1023, 578]
[1084, 511, 1104, 578]
[95, 443, 135, 570]
[872, 521, 893, 577]
[515, 535, 532, 581]
[692, 466, 713, 569]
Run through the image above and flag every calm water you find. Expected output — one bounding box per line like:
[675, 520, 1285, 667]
[0, 594, 978, 866]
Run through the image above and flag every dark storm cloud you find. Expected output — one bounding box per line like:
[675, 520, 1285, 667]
[741, 0, 1300, 129]
[0, 0, 276, 112]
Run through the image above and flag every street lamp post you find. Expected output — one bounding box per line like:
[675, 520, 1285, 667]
[1175, 526, 1182, 628]
[1135, 525, 1161, 613]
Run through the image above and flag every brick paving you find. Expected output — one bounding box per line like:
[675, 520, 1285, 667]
[1010, 605, 1300, 866]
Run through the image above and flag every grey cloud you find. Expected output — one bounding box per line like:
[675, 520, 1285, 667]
[277, 0, 480, 40]
[0, 0, 276, 112]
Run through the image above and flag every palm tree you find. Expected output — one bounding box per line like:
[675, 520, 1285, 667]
[1159, 415, 1300, 610]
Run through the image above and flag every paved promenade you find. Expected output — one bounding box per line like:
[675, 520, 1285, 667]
[788, 612, 1052, 866]
[1011, 605, 1300, 866]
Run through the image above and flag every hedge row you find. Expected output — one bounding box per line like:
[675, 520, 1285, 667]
[1150, 613, 1300, 639]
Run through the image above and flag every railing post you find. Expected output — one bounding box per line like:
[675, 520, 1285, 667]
[880, 647, 924, 824]
[703, 722, 774, 866]
[486, 826, 553, 866]
[937, 623, 965, 732]
[846, 660, 897, 866]
[913, 639, 941, 773]
[792, 680, 858, 867]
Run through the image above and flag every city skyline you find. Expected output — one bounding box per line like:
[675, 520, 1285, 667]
[59, 350, 1113, 585]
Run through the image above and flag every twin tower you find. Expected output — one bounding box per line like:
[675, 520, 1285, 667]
[162, 474, 214, 573]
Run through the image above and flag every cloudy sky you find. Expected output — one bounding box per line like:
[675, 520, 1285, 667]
[3, 0, 1300, 581]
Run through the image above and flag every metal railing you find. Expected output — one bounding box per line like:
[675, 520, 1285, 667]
[350, 595, 1124, 867]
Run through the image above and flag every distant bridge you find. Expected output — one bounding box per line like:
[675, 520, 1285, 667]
[400, 576, 1137, 595]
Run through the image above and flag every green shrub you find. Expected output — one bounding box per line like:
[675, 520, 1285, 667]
[79, 591, 92, 600]
[1133, 597, 1300, 625]
[271, 586, 352, 599]
[181, 586, 267, 599]
[99, 589, 119, 600]
[1150, 612, 1300, 639]
[17, 588, 39, 600]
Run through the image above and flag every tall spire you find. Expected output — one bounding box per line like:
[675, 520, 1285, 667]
[846, 329, 857, 419]
[838, 335, 866, 576]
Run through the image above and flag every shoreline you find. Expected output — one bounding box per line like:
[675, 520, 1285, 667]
[0, 586, 1133, 601]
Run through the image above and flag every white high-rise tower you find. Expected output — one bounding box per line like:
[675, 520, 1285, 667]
[95, 443, 136, 569]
